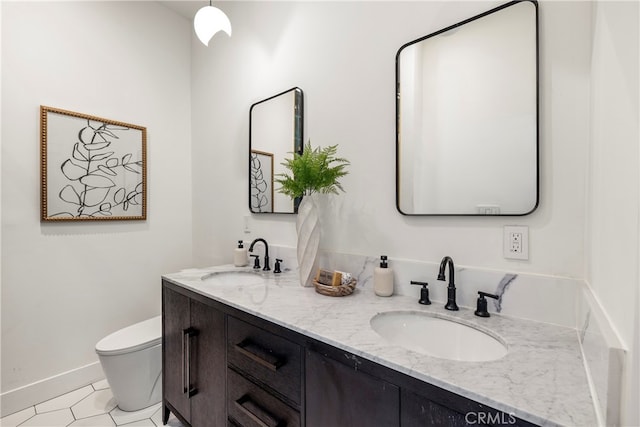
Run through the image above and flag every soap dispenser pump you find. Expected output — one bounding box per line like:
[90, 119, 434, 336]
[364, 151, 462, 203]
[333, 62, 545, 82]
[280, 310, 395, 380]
[374, 255, 394, 297]
[234, 240, 248, 267]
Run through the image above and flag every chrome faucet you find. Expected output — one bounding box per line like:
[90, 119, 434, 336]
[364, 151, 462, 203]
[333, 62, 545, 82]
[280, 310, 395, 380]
[437, 256, 459, 311]
[249, 238, 270, 271]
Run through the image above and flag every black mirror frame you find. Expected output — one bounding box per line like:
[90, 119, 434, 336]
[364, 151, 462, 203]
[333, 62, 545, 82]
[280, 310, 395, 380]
[395, 0, 539, 216]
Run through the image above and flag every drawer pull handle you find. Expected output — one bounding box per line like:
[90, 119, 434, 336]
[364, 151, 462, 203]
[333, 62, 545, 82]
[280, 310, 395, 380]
[182, 327, 199, 397]
[235, 340, 284, 371]
[235, 395, 282, 427]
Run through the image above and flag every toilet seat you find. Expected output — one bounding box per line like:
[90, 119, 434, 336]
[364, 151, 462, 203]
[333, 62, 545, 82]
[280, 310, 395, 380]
[96, 316, 161, 356]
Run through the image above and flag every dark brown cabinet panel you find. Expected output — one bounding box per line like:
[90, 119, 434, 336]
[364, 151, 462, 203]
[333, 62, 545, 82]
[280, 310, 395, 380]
[399, 381, 537, 427]
[305, 348, 399, 427]
[162, 282, 226, 427]
[401, 388, 469, 427]
[190, 299, 226, 427]
[162, 286, 191, 423]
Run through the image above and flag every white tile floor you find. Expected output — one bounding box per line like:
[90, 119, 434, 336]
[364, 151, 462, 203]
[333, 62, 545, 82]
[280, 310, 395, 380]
[0, 380, 184, 427]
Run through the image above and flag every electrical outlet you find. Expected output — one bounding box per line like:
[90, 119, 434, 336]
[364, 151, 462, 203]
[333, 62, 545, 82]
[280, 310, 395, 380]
[503, 226, 529, 260]
[476, 205, 501, 215]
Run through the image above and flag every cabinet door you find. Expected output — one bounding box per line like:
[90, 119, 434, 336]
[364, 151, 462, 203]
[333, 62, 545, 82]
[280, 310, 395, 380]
[162, 286, 191, 423]
[190, 299, 226, 427]
[400, 387, 534, 427]
[401, 389, 469, 427]
[305, 349, 399, 427]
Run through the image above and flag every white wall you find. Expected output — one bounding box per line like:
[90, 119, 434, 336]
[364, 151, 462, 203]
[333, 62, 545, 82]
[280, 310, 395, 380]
[191, 0, 591, 279]
[190, 0, 639, 423]
[1, 0, 637, 424]
[1, 1, 193, 412]
[587, 1, 640, 424]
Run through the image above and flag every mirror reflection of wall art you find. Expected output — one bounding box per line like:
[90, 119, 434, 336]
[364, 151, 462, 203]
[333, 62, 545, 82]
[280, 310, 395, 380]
[250, 150, 274, 213]
[40, 106, 147, 221]
[249, 87, 303, 214]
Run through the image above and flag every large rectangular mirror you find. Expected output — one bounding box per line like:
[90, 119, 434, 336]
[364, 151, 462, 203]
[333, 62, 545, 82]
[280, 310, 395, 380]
[396, 0, 538, 216]
[249, 87, 303, 213]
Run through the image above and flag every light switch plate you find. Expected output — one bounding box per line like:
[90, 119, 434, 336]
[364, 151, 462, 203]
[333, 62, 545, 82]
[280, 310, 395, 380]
[503, 225, 529, 260]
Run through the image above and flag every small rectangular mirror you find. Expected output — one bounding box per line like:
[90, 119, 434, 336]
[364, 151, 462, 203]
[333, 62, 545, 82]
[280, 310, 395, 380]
[396, 0, 538, 216]
[249, 87, 303, 213]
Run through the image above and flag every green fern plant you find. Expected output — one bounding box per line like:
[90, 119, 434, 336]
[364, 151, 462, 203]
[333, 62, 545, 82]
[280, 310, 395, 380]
[275, 141, 350, 199]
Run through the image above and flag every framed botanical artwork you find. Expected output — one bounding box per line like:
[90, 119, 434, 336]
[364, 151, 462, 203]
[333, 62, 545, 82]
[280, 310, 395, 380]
[40, 106, 147, 221]
[249, 150, 274, 213]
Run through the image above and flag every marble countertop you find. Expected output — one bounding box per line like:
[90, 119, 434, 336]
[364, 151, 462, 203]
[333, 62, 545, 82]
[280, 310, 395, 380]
[162, 266, 596, 427]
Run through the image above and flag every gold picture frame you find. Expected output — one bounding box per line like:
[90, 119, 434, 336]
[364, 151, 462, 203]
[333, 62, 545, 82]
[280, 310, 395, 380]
[40, 106, 147, 221]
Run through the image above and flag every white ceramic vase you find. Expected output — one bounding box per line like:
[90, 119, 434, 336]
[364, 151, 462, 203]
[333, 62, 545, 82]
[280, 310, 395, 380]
[296, 195, 320, 287]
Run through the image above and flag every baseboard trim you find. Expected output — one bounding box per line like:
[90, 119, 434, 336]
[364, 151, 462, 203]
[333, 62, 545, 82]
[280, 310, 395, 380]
[1, 362, 104, 418]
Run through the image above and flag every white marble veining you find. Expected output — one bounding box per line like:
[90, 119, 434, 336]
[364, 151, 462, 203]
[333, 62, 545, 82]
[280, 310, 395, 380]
[268, 246, 581, 328]
[163, 264, 597, 427]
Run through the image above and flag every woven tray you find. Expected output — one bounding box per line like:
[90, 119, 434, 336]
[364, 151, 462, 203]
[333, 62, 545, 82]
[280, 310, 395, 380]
[313, 279, 357, 297]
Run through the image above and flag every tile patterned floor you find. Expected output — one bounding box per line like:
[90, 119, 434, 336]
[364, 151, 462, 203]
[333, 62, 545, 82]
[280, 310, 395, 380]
[0, 379, 184, 427]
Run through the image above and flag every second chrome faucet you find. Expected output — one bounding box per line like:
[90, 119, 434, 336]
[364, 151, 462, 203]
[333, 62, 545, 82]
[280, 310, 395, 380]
[437, 256, 459, 311]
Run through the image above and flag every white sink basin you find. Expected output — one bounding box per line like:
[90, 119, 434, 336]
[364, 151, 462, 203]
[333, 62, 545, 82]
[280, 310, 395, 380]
[370, 311, 507, 362]
[201, 270, 267, 286]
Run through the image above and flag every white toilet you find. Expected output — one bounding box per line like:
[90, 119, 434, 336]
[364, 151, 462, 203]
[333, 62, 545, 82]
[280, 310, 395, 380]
[95, 316, 162, 411]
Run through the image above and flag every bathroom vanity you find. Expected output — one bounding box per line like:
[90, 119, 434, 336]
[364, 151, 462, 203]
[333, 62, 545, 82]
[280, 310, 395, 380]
[161, 267, 596, 427]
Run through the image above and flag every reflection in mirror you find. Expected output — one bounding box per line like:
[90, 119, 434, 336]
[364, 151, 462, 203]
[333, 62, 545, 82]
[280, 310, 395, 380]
[249, 87, 303, 213]
[396, 0, 538, 215]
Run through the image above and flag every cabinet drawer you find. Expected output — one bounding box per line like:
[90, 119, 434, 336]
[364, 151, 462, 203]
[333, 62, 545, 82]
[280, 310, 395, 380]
[227, 369, 300, 427]
[227, 316, 301, 407]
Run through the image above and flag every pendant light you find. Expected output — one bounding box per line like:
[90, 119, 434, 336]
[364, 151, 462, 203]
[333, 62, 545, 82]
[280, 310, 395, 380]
[194, 1, 232, 46]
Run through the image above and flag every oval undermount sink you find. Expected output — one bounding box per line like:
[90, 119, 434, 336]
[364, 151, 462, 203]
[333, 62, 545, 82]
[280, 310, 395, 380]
[201, 270, 267, 286]
[370, 311, 507, 362]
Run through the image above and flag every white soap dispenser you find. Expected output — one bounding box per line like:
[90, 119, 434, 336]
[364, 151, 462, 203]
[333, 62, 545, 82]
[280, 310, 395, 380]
[234, 240, 248, 267]
[374, 255, 394, 297]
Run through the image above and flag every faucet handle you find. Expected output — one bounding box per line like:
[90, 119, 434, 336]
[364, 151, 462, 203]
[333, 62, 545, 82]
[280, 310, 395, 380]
[410, 281, 431, 305]
[274, 259, 282, 274]
[250, 254, 261, 270]
[475, 291, 499, 317]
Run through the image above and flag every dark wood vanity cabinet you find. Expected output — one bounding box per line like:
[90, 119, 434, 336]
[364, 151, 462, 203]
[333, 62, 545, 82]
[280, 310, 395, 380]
[162, 285, 226, 427]
[163, 280, 302, 427]
[162, 280, 538, 427]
